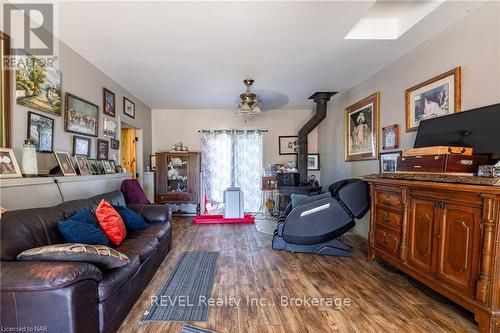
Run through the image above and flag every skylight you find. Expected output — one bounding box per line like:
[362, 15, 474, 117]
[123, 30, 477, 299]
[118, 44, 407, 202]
[345, 0, 445, 40]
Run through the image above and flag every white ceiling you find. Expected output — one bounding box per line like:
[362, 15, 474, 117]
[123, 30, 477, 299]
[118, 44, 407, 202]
[56, 1, 485, 109]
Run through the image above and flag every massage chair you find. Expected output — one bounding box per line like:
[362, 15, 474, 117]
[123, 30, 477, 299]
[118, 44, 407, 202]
[272, 179, 370, 256]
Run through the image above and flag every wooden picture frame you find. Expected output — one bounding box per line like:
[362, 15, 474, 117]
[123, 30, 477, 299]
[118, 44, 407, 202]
[73, 135, 91, 157]
[123, 97, 135, 118]
[97, 139, 109, 160]
[54, 151, 77, 176]
[279, 136, 298, 155]
[1, 32, 11, 148]
[103, 88, 115, 117]
[27, 111, 54, 153]
[65, 93, 99, 137]
[307, 154, 320, 171]
[75, 155, 91, 176]
[382, 124, 399, 151]
[405, 67, 461, 132]
[379, 151, 401, 173]
[345, 92, 380, 161]
[0, 148, 22, 179]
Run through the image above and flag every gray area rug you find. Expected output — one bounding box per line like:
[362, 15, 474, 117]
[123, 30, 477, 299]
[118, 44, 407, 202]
[180, 323, 218, 333]
[142, 251, 219, 323]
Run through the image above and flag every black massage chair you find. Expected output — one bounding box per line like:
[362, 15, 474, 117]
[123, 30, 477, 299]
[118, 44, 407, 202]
[272, 179, 370, 256]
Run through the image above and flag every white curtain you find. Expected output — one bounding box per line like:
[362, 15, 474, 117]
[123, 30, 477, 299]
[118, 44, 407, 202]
[201, 131, 263, 212]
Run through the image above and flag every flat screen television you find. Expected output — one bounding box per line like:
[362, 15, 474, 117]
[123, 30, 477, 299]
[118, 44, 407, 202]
[414, 103, 500, 159]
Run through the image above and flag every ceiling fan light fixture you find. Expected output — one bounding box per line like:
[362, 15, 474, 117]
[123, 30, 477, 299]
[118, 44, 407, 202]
[235, 79, 262, 118]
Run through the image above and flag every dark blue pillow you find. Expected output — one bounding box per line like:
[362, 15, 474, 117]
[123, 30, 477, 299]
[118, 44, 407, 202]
[58, 208, 109, 245]
[113, 205, 150, 231]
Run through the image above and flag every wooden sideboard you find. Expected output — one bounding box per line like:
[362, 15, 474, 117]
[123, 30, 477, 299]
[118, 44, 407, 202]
[366, 175, 500, 333]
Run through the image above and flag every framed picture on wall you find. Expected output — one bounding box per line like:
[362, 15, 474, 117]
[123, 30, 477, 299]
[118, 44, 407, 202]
[27, 111, 54, 153]
[379, 151, 401, 173]
[405, 67, 461, 132]
[97, 139, 109, 160]
[75, 155, 91, 176]
[54, 151, 77, 176]
[345, 92, 380, 161]
[65, 93, 99, 137]
[103, 88, 115, 117]
[0, 148, 22, 179]
[307, 154, 320, 171]
[382, 124, 399, 151]
[123, 97, 135, 118]
[110, 138, 119, 150]
[1, 32, 12, 148]
[103, 118, 117, 139]
[279, 136, 298, 155]
[16, 55, 62, 116]
[73, 135, 91, 157]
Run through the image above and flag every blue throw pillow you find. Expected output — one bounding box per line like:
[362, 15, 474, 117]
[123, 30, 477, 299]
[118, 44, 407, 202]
[113, 205, 150, 231]
[58, 208, 110, 245]
[291, 192, 331, 209]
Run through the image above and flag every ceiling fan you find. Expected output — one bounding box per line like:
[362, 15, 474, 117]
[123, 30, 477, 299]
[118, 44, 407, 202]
[235, 79, 262, 118]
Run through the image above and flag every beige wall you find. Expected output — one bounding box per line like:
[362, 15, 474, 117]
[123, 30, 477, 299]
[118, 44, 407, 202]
[152, 108, 319, 169]
[318, 1, 500, 238]
[10, 40, 152, 173]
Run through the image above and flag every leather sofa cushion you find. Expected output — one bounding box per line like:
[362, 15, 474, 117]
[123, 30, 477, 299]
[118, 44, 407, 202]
[98, 255, 140, 301]
[128, 222, 171, 241]
[115, 237, 158, 262]
[0, 261, 102, 292]
[127, 204, 170, 223]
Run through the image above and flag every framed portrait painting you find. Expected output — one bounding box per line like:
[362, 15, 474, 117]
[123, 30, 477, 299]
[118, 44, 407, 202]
[27, 111, 54, 153]
[279, 136, 298, 155]
[382, 124, 399, 151]
[75, 155, 91, 176]
[97, 139, 109, 160]
[406, 67, 461, 132]
[379, 151, 401, 173]
[54, 151, 77, 176]
[103, 88, 115, 117]
[65, 93, 99, 137]
[123, 97, 135, 118]
[110, 138, 119, 150]
[345, 92, 380, 161]
[0, 148, 22, 179]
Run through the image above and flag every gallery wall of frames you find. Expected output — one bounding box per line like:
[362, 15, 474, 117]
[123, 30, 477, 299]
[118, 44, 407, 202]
[1, 34, 152, 179]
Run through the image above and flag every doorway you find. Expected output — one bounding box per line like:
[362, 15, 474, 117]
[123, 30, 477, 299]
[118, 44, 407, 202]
[121, 126, 137, 179]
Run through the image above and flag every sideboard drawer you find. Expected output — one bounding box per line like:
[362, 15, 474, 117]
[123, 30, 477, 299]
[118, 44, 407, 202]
[374, 227, 400, 258]
[376, 191, 402, 210]
[375, 207, 402, 232]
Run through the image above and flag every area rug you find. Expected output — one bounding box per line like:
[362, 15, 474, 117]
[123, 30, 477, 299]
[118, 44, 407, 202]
[253, 213, 278, 235]
[180, 323, 218, 333]
[141, 251, 219, 323]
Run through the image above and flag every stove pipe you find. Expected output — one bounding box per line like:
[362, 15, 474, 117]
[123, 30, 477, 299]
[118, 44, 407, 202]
[297, 91, 337, 184]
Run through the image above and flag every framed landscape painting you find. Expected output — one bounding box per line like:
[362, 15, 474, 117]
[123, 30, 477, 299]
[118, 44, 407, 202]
[406, 67, 461, 132]
[16, 55, 62, 115]
[103, 88, 115, 117]
[307, 154, 320, 171]
[345, 92, 380, 161]
[65, 93, 99, 137]
[27, 111, 54, 153]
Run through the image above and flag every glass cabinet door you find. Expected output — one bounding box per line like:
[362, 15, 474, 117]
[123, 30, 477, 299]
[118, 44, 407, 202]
[167, 155, 189, 192]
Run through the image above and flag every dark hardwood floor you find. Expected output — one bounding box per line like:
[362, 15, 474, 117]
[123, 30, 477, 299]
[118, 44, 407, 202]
[118, 217, 478, 333]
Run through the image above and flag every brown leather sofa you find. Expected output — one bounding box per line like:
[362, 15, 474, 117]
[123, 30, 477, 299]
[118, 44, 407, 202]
[0, 191, 172, 333]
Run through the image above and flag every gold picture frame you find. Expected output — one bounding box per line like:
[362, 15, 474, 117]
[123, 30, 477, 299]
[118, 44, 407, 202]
[345, 92, 380, 161]
[405, 67, 461, 132]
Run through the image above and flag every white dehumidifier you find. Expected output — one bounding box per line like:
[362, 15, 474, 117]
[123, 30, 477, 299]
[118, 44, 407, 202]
[224, 187, 244, 218]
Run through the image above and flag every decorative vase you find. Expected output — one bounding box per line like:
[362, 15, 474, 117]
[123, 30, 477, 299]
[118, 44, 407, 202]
[21, 139, 38, 177]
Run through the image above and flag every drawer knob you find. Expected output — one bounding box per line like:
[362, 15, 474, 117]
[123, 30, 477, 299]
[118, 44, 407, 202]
[383, 199, 391, 206]
[383, 239, 389, 245]
[383, 213, 390, 222]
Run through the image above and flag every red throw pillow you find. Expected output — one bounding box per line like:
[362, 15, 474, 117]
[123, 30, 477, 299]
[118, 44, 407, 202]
[95, 200, 127, 245]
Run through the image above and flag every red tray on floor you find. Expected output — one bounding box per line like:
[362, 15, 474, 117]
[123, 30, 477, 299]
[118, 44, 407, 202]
[193, 214, 255, 224]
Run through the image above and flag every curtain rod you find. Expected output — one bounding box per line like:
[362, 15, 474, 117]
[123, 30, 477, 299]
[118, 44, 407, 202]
[198, 129, 268, 133]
